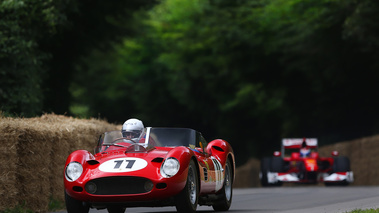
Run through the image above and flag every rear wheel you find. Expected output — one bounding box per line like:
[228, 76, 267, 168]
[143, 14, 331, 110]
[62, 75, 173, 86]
[333, 156, 350, 172]
[175, 160, 198, 213]
[212, 159, 233, 211]
[270, 157, 285, 173]
[65, 191, 89, 213]
[270, 157, 284, 186]
[260, 157, 284, 186]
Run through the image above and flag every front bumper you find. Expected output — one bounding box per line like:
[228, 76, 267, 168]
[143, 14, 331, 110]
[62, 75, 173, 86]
[65, 175, 186, 203]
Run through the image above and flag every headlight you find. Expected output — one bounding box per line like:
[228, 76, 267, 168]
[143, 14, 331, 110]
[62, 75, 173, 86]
[161, 157, 180, 178]
[65, 162, 83, 182]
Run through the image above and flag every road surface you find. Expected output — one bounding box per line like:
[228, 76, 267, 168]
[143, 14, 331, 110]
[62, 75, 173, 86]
[57, 186, 379, 213]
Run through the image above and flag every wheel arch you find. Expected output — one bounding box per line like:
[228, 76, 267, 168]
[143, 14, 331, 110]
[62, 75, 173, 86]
[192, 156, 201, 192]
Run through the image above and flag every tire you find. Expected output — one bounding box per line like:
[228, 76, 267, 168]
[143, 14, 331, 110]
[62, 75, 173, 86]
[107, 206, 125, 213]
[333, 156, 350, 172]
[175, 160, 199, 213]
[325, 156, 351, 186]
[65, 191, 89, 213]
[270, 157, 284, 186]
[212, 159, 233, 211]
[270, 157, 285, 173]
[260, 157, 271, 186]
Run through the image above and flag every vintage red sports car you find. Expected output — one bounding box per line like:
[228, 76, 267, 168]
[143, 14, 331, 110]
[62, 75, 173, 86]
[64, 127, 235, 213]
[260, 138, 353, 186]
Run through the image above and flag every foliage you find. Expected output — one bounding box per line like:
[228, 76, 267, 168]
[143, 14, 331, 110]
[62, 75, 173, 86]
[0, 0, 69, 116]
[48, 197, 65, 212]
[347, 209, 379, 213]
[67, 0, 379, 164]
[3, 0, 379, 164]
[0, 203, 33, 213]
[0, 0, 155, 117]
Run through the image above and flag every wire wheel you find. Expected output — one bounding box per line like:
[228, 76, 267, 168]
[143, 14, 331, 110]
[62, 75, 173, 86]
[175, 160, 198, 213]
[212, 159, 233, 211]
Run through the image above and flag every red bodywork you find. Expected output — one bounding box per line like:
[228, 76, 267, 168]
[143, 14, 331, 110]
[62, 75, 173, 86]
[280, 149, 334, 182]
[64, 128, 235, 208]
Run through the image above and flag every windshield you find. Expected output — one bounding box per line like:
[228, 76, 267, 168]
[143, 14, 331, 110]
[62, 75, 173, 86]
[145, 127, 196, 147]
[95, 127, 198, 154]
[95, 129, 146, 154]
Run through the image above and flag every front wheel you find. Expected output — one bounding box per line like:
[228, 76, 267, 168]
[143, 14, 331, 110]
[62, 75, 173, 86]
[175, 160, 199, 213]
[325, 156, 351, 186]
[65, 191, 89, 213]
[212, 158, 233, 211]
[260, 157, 271, 186]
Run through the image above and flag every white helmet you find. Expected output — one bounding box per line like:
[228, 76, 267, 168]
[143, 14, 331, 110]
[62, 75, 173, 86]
[122, 118, 144, 138]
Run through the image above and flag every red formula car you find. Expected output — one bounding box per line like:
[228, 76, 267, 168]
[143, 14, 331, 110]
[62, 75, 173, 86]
[260, 138, 353, 186]
[64, 127, 235, 213]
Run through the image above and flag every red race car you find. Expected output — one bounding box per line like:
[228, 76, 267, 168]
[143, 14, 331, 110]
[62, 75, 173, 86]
[260, 138, 353, 186]
[64, 127, 235, 213]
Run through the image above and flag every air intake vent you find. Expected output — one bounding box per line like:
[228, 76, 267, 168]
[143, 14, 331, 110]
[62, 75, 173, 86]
[85, 176, 153, 195]
[203, 168, 208, 181]
[87, 160, 100, 165]
[152, 157, 164, 163]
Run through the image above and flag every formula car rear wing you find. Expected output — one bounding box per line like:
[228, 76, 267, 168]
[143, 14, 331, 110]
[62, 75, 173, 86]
[281, 138, 317, 157]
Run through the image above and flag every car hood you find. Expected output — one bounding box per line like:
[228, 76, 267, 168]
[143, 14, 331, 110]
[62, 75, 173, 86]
[93, 147, 172, 163]
[81, 147, 178, 179]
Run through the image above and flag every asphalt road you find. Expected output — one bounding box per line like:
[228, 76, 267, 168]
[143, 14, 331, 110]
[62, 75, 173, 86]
[58, 186, 379, 213]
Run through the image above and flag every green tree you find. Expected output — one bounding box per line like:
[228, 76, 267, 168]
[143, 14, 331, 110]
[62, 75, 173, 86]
[62, 0, 379, 164]
[41, 0, 156, 115]
[0, 0, 69, 116]
[0, 0, 155, 117]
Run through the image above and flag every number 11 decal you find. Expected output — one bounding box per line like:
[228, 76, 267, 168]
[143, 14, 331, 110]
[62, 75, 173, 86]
[113, 160, 136, 169]
[99, 157, 148, 173]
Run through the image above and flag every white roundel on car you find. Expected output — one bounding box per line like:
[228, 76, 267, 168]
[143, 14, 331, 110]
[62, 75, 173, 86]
[99, 157, 148, 172]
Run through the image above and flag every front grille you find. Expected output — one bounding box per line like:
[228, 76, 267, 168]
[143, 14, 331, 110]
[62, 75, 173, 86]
[85, 176, 152, 195]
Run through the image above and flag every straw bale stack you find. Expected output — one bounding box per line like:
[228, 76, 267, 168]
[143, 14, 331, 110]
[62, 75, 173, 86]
[233, 158, 260, 188]
[318, 135, 379, 185]
[0, 119, 20, 210]
[0, 114, 119, 212]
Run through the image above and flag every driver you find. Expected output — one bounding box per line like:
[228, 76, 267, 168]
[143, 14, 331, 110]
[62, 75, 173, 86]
[122, 118, 144, 140]
[299, 139, 311, 157]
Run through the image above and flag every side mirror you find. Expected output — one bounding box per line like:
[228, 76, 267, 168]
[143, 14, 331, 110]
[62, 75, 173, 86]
[331, 151, 339, 156]
[273, 151, 281, 157]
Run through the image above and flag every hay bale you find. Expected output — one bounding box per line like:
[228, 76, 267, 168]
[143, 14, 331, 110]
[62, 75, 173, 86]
[0, 114, 119, 212]
[0, 120, 20, 210]
[49, 135, 70, 202]
[17, 127, 52, 212]
[234, 158, 260, 188]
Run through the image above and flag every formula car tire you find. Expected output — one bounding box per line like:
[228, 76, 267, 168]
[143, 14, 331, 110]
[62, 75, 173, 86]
[270, 157, 284, 186]
[175, 160, 199, 213]
[270, 157, 285, 173]
[212, 159, 233, 211]
[325, 156, 351, 186]
[260, 157, 271, 186]
[333, 156, 350, 172]
[65, 191, 89, 213]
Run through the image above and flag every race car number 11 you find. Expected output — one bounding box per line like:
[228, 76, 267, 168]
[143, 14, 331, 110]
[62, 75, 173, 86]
[99, 157, 148, 172]
[114, 160, 135, 169]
